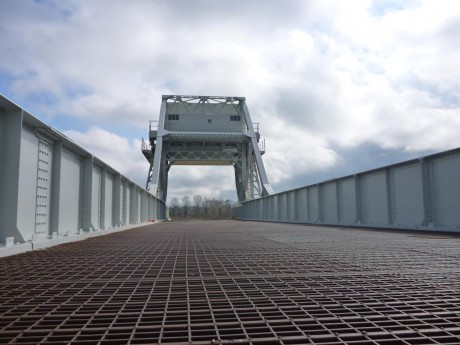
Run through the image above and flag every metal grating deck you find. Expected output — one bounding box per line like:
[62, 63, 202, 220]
[0, 220, 459, 345]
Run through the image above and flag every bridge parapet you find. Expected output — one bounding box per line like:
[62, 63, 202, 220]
[0, 94, 166, 255]
[235, 148, 460, 233]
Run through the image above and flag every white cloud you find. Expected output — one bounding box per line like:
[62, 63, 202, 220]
[2, 0, 460, 201]
[63, 126, 148, 185]
[168, 166, 237, 202]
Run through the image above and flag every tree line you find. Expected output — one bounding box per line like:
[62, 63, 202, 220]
[168, 195, 236, 219]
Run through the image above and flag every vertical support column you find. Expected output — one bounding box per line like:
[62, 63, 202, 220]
[142, 191, 149, 222]
[100, 168, 106, 230]
[138, 191, 143, 222]
[156, 197, 161, 220]
[0, 108, 23, 242]
[152, 196, 157, 220]
[287, 192, 293, 221]
[317, 184, 323, 223]
[259, 198, 262, 220]
[354, 175, 362, 224]
[141, 192, 146, 222]
[337, 182, 342, 224]
[80, 156, 93, 231]
[262, 198, 267, 220]
[386, 169, 395, 225]
[267, 197, 272, 220]
[140, 191, 145, 222]
[421, 158, 436, 226]
[147, 194, 151, 221]
[130, 184, 137, 224]
[50, 141, 62, 235]
[123, 181, 128, 225]
[277, 195, 282, 221]
[259, 198, 263, 220]
[148, 195, 153, 220]
[294, 190, 299, 222]
[135, 187, 139, 223]
[263, 198, 268, 220]
[276, 195, 280, 221]
[113, 174, 121, 227]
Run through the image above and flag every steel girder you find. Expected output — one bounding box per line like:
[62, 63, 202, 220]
[143, 95, 273, 204]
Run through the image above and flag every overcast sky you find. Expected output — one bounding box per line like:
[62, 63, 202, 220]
[1, 0, 460, 203]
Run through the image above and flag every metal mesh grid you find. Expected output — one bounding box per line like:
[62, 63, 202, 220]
[1, 220, 459, 344]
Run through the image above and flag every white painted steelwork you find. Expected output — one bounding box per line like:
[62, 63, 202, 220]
[235, 149, 460, 233]
[0, 94, 166, 252]
[143, 95, 274, 204]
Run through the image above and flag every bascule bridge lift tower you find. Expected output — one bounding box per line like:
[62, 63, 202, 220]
[142, 95, 274, 204]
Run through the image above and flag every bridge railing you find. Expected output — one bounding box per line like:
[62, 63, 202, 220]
[149, 120, 159, 131]
[0, 94, 166, 254]
[234, 148, 460, 233]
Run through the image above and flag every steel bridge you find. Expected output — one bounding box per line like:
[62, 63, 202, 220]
[1, 94, 460, 344]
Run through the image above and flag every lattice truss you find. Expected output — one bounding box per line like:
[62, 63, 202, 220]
[142, 95, 273, 204]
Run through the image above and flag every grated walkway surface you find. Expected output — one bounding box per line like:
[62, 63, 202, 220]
[1, 220, 460, 345]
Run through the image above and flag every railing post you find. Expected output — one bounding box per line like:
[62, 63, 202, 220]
[421, 158, 435, 227]
[80, 156, 94, 231]
[100, 168, 107, 230]
[50, 141, 62, 235]
[337, 181, 342, 224]
[317, 184, 323, 223]
[113, 174, 121, 227]
[354, 175, 362, 224]
[386, 169, 395, 226]
[0, 108, 23, 243]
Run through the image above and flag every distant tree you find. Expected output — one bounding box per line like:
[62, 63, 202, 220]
[223, 199, 234, 218]
[193, 194, 203, 217]
[203, 197, 209, 217]
[169, 197, 180, 217]
[182, 195, 191, 217]
[207, 198, 222, 218]
[169, 194, 235, 220]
